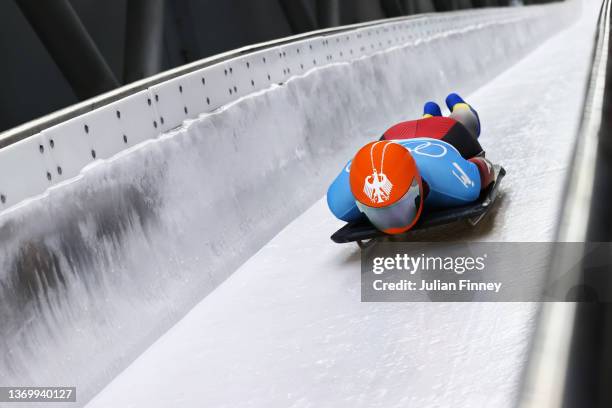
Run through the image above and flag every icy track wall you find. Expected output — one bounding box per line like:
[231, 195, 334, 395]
[0, 2, 577, 406]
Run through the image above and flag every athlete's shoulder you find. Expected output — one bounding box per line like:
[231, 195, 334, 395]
[396, 138, 481, 207]
[383, 116, 458, 140]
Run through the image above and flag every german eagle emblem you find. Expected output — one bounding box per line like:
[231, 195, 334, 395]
[363, 169, 393, 204]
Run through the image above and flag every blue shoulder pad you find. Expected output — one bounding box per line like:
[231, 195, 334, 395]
[396, 138, 481, 207]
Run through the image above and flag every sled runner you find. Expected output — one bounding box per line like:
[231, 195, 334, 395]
[330, 165, 506, 249]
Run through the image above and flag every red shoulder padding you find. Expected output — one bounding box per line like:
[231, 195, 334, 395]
[383, 117, 457, 140]
[469, 157, 495, 189]
[383, 119, 418, 140]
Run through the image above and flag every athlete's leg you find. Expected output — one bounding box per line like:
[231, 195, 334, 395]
[441, 122, 484, 159]
[423, 101, 442, 118]
[446, 93, 481, 139]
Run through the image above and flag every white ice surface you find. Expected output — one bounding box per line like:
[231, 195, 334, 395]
[87, 3, 600, 408]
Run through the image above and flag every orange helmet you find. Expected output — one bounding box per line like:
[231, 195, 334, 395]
[349, 141, 424, 234]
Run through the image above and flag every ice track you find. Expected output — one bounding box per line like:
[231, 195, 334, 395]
[0, 1, 600, 407]
[87, 2, 600, 408]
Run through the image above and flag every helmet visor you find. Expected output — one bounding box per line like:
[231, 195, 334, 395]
[356, 177, 422, 234]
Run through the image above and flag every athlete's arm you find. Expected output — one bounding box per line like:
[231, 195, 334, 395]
[327, 160, 361, 222]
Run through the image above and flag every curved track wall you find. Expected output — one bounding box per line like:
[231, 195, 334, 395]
[0, 3, 577, 406]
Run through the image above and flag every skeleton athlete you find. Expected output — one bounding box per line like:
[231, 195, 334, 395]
[327, 93, 496, 234]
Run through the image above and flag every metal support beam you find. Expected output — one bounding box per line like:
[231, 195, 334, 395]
[279, 0, 318, 34]
[317, 0, 340, 28]
[433, 0, 474, 10]
[381, 0, 405, 17]
[403, 0, 436, 14]
[123, 0, 165, 83]
[472, 0, 506, 6]
[457, 0, 474, 8]
[14, 0, 119, 100]
[338, 0, 386, 25]
[432, 0, 450, 11]
[170, 0, 201, 65]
